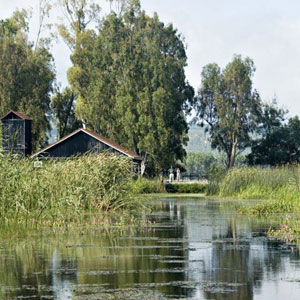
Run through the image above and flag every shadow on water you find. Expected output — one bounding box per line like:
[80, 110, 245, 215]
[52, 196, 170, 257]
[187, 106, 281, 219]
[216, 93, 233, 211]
[1, 197, 300, 299]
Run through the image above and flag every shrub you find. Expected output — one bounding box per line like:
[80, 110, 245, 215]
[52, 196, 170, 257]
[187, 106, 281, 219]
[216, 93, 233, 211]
[130, 177, 166, 194]
[165, 183, 206, 193]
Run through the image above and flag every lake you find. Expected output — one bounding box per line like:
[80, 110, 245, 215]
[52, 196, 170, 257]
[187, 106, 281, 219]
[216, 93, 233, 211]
[1, 196, 300, 299]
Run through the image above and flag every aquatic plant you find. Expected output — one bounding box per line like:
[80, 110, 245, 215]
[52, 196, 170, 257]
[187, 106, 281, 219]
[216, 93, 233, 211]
[0, 153, 141, 227]
[216, 165, 300, 214]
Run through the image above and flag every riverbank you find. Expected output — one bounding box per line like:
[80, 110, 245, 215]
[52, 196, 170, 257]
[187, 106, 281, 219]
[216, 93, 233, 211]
[209, 165, 300, 243]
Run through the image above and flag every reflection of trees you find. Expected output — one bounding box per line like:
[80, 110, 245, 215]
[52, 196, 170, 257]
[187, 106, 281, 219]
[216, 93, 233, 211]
[0, 203, 187, 299]
[0, 199, 298, 300]
[0, 239, 79, 299]
[184, 201, 291, 300]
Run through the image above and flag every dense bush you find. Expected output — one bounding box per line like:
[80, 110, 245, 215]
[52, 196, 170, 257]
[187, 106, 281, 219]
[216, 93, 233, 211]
[165, 183, 206, 193]
[130, 177, 165, 194]
[184, 153, 216, 179]
[0, 153, 140, 226]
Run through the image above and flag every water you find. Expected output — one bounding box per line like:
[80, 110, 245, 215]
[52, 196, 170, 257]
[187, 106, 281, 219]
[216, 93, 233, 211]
[1, 197, 300, 300]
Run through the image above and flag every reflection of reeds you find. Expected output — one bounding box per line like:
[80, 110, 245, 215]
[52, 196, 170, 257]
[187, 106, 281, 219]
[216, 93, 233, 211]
[0, 153, 141, 227]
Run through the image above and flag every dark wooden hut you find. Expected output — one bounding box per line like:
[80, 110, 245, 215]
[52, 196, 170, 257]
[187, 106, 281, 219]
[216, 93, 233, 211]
[0, 110, 32, 156]
[31, 128, 142, 165]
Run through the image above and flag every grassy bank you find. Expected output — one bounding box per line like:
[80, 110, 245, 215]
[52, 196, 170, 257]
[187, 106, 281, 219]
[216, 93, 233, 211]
[210, 166, 300, 214]
[0, 153, 141, 228]
[210, 165, 300, 244]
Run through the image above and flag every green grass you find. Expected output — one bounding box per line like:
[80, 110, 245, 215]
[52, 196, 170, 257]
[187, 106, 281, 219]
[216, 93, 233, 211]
[212, 166, 300, 215]
[0, 153, 142, 228]
[209, 165, 300, 245]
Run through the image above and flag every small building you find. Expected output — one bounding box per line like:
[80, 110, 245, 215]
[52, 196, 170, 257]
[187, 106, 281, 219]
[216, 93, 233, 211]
[31, 128, 142, 166]
[0, 110, 32, 156]
[1, 110, 142, 170]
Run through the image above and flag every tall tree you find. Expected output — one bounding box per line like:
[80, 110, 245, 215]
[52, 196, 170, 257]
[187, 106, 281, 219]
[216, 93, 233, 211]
[57, 0, 101, 50]
[194, 55, 262, 168]
[0, 10, 55, 150]
[51, 87, 81, 138]
[68, 0, 194, 173]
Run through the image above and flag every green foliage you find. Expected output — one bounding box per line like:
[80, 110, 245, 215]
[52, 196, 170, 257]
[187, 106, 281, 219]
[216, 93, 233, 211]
[184, 152, 216, 178]
[206, 161, 227, 195]
[215, 166, 300, 215]
[0, 153, 140, 226]
[68, 1, 194, 174]
[0, 10, 55, 150]
[248, 101, 300, 165]
[269, 218, 300, 244]
[130, 177, 165, 194]
[57, 0, 101, 50]
[51, 87, 81, 138]
[165, 183, 206, 193]
[193, 55, 262, 168]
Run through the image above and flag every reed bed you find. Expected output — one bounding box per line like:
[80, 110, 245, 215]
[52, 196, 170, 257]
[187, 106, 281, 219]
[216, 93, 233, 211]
[0, 153, 141, 227]
[217, 165, 300, 214]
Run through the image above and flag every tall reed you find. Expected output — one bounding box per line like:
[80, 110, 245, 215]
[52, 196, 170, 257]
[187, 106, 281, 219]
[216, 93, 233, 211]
[217, 165, 300, 214]
[0, 153, 140, 227]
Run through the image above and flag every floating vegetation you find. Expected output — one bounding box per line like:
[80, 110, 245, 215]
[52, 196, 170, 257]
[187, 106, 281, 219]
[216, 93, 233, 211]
[73, 288, 168, 300]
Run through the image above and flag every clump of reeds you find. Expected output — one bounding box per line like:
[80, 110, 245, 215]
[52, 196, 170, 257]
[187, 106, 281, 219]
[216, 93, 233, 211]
[0, 153, 141, 227]
[216, 165, 300, 214]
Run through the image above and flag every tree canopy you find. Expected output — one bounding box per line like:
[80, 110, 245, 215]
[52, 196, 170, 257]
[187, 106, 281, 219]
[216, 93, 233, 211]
[67, 1, 194, 172]
[247, 102, 300, 166]
[0, 10, 55, 150]
[193, 55, 262, 168]
[51, 87, 81, 139]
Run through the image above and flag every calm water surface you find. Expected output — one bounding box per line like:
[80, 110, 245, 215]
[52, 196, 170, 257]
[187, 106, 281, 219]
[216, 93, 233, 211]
[1, 197, 300, 300]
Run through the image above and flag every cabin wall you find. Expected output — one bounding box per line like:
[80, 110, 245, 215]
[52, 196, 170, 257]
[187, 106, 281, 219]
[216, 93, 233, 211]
[24, 120, 32, 156]
[1, 119, 26, 155]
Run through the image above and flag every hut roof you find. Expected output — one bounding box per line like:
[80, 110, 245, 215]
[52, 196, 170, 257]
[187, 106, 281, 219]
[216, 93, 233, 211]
[1, 110, 32, 120]
[31, 128, 142, 160]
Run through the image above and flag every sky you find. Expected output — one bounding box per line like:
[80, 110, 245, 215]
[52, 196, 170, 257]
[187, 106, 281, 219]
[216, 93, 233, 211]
[1, 0, 300, 115]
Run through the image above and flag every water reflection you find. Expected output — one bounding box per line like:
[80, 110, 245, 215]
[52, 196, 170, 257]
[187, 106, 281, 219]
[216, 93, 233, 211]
[1, 197, 300, 299]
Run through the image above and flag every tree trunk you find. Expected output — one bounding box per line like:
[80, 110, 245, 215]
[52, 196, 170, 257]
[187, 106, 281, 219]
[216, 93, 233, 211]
[132, 134, 138, 155]
[228, 136, 238, 169]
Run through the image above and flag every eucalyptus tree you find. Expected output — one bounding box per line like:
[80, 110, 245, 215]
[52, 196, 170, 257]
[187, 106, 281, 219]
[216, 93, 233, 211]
[0, 10, 55, 150]
[67, 0, 194, 172]
[194, 55, 262, 168]
[51, 87, 81, 138]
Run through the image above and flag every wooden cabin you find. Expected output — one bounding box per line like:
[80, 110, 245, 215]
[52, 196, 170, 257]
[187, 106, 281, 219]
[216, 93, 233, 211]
[0, 110, 32, 156]
[30, 128, 142, 166]
[1, 110, 142, 169]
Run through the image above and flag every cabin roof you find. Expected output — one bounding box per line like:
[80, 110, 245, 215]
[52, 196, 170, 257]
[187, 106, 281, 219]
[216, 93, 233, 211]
[31, 128, 142, 160]
[0, 110, 32, 120]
